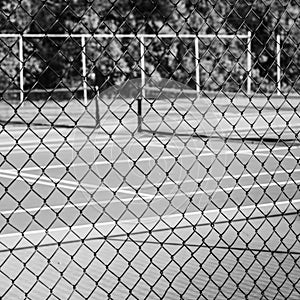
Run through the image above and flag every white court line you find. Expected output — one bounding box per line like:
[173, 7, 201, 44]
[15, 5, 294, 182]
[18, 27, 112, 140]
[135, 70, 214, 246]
[1, 143, 297, 174]
[1, 198, 299, 240]
[1, 124, 299, 154]
[0, 135, 173, 157]
[169, 178, 300, 199]
[1, 140, 297, 162]
[142, 142, 299, 160]
[121, 167, 300, 192]
[0, 171, 152, 198]
[122, 178, 300, 205]
[0, 133, 153, 147]
[0, 138, 73, 147]
[0, 169, 102, 190]
[0, 143, 297, 198]
[0, 173, 87, 192]
[1, 172, 299, 216]
[0, 142, 76, 153]
[145, 116, 300, 132]
[0, 135, 155, 153]
[0, 149, 225, 173]
[245, 150, 300, 159]
[0, 200, 100, 215]
[0, 140, 219, 198]
[150, 139, 299, 152]
[1, 156, 298, 208]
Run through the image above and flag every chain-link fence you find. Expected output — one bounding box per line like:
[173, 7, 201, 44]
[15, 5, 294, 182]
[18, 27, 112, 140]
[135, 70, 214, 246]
[0, 1, 299, 299]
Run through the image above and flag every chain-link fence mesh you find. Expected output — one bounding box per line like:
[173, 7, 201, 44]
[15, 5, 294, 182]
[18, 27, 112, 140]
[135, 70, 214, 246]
[0, 1, 300, 299]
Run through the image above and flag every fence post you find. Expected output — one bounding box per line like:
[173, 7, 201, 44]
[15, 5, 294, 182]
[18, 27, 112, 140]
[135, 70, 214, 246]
[19, 35, 24, 104]
[81, 35, 88, 105]
[195, 36, 200, 94]
[247, 31, 252, 95]
[137, 97, 142, 132]
[276, 34, 281, 95]
[140, 35, 146, 99]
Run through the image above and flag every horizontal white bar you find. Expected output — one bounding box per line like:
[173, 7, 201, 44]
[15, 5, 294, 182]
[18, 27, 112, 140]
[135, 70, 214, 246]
[0, 33, 249, 39]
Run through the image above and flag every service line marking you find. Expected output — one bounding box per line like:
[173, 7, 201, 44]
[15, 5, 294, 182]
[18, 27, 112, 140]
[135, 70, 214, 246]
[0, 171, 152, 198]
[1, 198, 299, 240]
[1, 168, 299, 216]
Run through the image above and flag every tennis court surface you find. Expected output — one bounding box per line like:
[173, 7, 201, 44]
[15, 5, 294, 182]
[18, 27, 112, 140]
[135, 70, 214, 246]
[0, 81, 299, 299]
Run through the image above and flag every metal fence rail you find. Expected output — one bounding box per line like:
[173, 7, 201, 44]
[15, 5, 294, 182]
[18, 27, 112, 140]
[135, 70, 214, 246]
[0, 1, 299, 299]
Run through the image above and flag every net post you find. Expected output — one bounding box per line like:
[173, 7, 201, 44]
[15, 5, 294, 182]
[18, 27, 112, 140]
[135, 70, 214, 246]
[247, 31, 252, 95]
[81, 35, 88, 105]
[19, 34, 24, 105]
[195, 36, 200, 94]
[137, 97, 142, 132]
[276, 34, 281, 95]
[95, 89, 100, 128]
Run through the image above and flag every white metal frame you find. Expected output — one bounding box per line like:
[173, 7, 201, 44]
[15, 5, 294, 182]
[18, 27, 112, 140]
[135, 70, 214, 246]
[0, 32, 254, 104]
[139, 33, 252, 96]
[81, 36, 88, 104]
[247, 31, 252, 95]
[18, 35, 24, 103]
[276, 34, 281, 95]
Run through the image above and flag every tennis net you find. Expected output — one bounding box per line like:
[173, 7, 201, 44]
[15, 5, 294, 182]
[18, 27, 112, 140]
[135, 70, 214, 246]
[1, 81, 300, 145]
[0, 88, 100, 128]
[138, 84, 300, 144]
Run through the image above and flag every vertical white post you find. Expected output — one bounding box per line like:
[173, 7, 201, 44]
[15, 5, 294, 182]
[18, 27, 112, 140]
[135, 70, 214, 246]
[81, 35, 88, 105]
[247, 31, 252, 95]
[195, 36, 200, 94]
[19, 35, 24, 104]
[140, 35, 146, 99]
[276, 34, 281, 95]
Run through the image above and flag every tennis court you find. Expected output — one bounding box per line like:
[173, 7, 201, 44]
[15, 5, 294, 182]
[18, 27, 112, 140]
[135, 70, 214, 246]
[1, 1, 300, 299]
[0, 87, 299, 299]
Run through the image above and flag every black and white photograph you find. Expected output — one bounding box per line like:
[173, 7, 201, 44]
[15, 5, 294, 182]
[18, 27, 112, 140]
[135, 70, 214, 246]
[0, 0, 299, 299]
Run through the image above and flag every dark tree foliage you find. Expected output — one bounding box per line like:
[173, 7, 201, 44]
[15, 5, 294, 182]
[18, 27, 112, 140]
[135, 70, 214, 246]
[0, 0, 299, 93]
